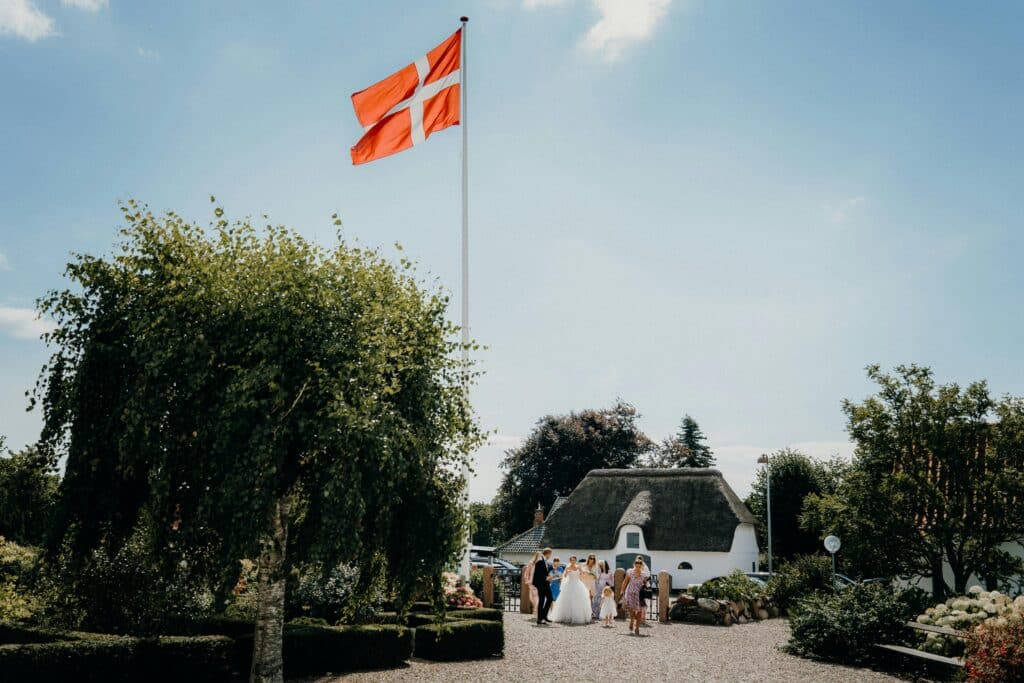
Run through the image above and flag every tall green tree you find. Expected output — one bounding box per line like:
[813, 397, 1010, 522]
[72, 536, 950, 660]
[744, 448, 845, 561]
[0, 445, 60, 546]
[469, 502, 498, 547]
[492, 401, 651, 541]
[648, 414, 716, 467]
[33, 200, 482, 683]
[802, 365, 1024, 599]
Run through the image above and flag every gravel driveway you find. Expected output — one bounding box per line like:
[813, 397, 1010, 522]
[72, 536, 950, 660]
[313, 614, 902, 682]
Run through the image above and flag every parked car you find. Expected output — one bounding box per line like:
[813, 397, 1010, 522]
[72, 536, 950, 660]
[470, 555, 521, 580]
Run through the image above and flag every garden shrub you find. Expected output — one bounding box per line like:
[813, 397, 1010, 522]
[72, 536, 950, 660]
[372, 611, 402, 624]
[448, 606, 503, 622]
[406, 612, 438, 628]
[0, 631, 232, 683]
[914, 588, 1024, 658]
[786, 583, 908, 665]
[470, 568, 503, 606]
[964, 617, 1024, 683]
[233, 623, 412, 676]
[692, 569, 765, 602]
[766, 555, 834, 613]
[0, 537, 42, 622]
[442, 571, 483, 608]
[414, 619, 504, 661]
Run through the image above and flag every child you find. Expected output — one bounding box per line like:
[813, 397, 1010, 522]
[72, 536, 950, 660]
[599, 585, 616, 627]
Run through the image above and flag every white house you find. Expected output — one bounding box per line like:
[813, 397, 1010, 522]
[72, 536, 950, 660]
[536, 468, 760, 587]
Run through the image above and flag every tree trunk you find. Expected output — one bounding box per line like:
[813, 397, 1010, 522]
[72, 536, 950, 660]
[930, 555, 947, 601]
[250, 496, 290, 683]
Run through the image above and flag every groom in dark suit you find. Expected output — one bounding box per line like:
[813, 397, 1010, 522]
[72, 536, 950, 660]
[532, 547, 554, 624]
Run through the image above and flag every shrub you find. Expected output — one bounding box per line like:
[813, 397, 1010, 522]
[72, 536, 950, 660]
[233, 623, 412, 677]
[786, 583, 908, 665]
[0, 632, 232, 683]
[964, 617, 1024, 683]
[414, 619, 504, 661]
[766, 555, 834, 613]
[469, 569, 503, 606]
[448, 607, 503, 622]
[914, 589, 1024, 658]
[442, 572, 483, 608]
[692, 569, 765, 602]
[0, 537, 42, 622]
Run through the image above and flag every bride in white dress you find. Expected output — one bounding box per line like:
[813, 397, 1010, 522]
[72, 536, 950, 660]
[549, 556, 593, 625]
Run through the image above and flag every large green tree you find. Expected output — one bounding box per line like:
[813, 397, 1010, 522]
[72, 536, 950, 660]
[802, 365, 1024, 599]
[469, 502, 498, 547]
[648, 414, 716, 468]
[492, 401, 651, 541]
[33, 200, 482, 683]
[0, 445, 60, 546]
[745, 448, 846, 561]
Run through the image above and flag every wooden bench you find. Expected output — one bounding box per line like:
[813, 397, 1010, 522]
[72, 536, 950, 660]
[874, 621, 967, 668]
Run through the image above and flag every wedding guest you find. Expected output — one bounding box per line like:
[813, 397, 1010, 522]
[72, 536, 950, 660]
[623, 557, 647, 635]
[581, 554, 598, 605]
[550, 557, 564, 601]
[523, 551, 540, 616]
[599, 585, 617, 627]
[592, 560, 613, 618]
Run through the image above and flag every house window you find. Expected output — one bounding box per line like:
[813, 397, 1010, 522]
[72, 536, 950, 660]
[626, 532, 640, 549]
[678, 561, 693, 570]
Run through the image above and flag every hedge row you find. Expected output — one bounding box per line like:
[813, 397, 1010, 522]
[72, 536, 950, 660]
[375, 606, 502, 628]
[233, 623, 413, 677]
[0, 630, 232, 683]
[414, 619, 504, 661]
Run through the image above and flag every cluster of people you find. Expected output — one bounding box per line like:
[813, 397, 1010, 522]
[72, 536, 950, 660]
[524, 548, 652, 635]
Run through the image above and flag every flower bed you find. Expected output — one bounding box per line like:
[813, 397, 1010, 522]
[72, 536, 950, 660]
[914, 587, 1024, 658]
[443, 571, 483, 608]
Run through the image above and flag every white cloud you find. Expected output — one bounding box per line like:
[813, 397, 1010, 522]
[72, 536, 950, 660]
[581, 0, 673, 62]
[137, 46, 159, 59]
[61, 0, 108, 11]
[0, 252, 8, 270]
[523, 0, 572, 8]
[823, 196, 865, 224]
[0, 0, 57, 42]
[0, 305, 56, 340]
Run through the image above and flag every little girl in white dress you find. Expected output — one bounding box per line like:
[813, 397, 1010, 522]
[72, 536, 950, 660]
[599, 585, 617, 627]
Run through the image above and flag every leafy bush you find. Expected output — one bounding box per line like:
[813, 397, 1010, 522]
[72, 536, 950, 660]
[0, 631, 233, 683]
[766, 555, 834, 612]
[0, 537, 42, 622]
[692, 569, 765, 602]
[447, 607, 503, 622]
[233, 623, 412, 677]
[288, 561, 389, 624]
[964, 616, 1024, 683]
[413, 619, 504, 661]
[786, 583, 909, 665]
[469, 568, 503, 606]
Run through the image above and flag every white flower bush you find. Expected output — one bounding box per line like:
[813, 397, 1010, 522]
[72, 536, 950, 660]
[915, 587, 1024, 656]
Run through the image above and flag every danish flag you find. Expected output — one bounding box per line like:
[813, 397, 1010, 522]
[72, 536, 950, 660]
[350, 29, 462, 165]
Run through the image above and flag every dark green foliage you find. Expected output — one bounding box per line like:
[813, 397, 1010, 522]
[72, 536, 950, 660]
[0, 631, 232, 683]
[469, 569, 503, 607]
[233, 623, 412, 676]
[0, 446, 59, 546]
[804, 365, 1024, 598]
[371, 611, 402, 624]
[163, 615, 255, 639]
[413, 619, 504, 661]
[745, 448, 846, 561]
[650, 415, 715, 468]
[409, 601, 434, 613]
[766, 555, 835, 613]
[447, 606, 502, 622]
[405, 612, 437, 628]
[0, 623, 69, 644]
[786, 583, 909, 665]
[692, 569, 765, 602]
[492, 401, 652, 540]
[469, 502, 499, 546]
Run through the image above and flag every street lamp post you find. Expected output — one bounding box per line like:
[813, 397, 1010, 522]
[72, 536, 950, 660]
[757, 454, 773, 574]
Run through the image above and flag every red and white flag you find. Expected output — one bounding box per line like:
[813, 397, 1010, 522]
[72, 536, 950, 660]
[350, 29, 461, 165]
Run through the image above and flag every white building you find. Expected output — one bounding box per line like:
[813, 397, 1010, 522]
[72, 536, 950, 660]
[499, 468, 760, 587]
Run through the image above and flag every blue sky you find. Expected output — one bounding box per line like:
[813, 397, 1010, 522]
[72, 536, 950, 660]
[2, 0, 1022, 502]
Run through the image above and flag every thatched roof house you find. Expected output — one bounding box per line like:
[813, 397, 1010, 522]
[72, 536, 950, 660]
[492, 496, 569, 565]
[538, 468, 760, 585]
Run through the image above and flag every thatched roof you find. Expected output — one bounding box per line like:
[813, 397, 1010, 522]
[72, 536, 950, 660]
[541, 468, 756, 553]
[494, 496, 569, 554]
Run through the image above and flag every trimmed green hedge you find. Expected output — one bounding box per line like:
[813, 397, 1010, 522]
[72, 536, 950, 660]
[0, 630, 233, 683]
[414, 619, 504, 661]
[164, 615, 255, 638]
[234, 623, 413, 677]
[447, 607, 502, 622]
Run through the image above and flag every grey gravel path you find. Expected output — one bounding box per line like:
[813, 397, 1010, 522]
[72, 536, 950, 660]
[313, 614, 902, 682]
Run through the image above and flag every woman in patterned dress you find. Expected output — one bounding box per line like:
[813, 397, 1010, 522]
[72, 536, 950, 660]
[592, 560, 613, 618]
[580, 554, 598, 614]
[623, 556, 648, 635]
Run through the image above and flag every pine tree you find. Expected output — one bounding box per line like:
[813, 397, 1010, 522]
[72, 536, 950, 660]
[649, 415, 715, 468]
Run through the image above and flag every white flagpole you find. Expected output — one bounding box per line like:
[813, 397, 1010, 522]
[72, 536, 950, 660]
[458, 15, 472, 580]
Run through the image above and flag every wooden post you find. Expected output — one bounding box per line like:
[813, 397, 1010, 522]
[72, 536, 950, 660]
[520, 569, 533, 614]
[482, 566, 494, 608]
[658, 571, 671, 623]
[614, 567, 626, 619]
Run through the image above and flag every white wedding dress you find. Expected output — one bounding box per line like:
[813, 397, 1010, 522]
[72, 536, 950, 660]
[549, 566, 593, 625]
